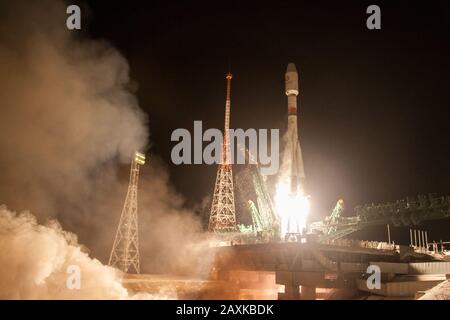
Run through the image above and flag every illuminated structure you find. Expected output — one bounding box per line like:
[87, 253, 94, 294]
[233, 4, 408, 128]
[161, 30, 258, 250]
[308, 194, 450, 242]
[109, 151, 146, 273]
[208, 73, 237, 232]
[276, 63, 310, 239]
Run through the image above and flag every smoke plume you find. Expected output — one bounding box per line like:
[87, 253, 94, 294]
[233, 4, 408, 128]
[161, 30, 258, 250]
[0, 0, 147, 217]
[0, 206, 180, 299]
[0, 206, 129, 299]
[0, 0, 210, 298]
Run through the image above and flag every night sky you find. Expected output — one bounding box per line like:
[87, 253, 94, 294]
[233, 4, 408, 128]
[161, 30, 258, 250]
[81, 0, 449, 243]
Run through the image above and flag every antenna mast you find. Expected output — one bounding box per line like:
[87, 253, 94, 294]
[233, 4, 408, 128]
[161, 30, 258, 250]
[208, 73, 237, 232]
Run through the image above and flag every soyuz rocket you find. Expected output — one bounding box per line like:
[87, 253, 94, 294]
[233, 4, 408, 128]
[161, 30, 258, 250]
[281, 62, 306, 196]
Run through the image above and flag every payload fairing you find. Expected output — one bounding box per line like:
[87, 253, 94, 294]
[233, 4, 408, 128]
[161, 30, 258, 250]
[281, 62, 306, 196]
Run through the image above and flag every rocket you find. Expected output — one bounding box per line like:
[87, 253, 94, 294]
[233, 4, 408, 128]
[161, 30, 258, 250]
[282, 62, 306, 195]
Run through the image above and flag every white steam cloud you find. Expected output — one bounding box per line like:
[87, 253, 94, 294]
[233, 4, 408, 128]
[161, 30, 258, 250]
[0, 0, 211, 299]
[0, 206, 129, 299]
[0, 0, 147, 218]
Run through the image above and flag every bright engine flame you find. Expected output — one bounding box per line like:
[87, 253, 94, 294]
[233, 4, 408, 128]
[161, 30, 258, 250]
[275, 180, 310, 240]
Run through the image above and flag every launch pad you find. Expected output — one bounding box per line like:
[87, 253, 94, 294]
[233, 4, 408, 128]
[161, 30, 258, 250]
[122, 239, 450, 300]
[111, 63, 450, 300]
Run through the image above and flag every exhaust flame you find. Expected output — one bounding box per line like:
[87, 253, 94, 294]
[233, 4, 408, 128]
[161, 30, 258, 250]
[275, 179, 310, 240]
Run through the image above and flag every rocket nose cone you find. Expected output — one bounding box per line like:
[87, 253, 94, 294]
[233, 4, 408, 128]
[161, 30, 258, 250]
[286, 63, 297, 73]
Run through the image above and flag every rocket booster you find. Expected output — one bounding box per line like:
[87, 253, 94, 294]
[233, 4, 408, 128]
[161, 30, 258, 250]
[285, 62, 299, 115]
[283, 63, 306, 195]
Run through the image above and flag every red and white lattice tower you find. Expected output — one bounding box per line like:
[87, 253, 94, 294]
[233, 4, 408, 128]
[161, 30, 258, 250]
[208, 72, 237, 232]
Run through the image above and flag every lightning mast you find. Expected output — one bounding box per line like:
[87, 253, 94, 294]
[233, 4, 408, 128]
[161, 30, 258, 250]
[109, 151, 146, 273]
[208, 73, 237, 232]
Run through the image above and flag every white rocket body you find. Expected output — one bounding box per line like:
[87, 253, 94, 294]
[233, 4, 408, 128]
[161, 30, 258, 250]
[281, 63, 306, 196]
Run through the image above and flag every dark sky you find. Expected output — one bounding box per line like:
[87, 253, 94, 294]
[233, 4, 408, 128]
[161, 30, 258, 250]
[82, 0, 449, 243]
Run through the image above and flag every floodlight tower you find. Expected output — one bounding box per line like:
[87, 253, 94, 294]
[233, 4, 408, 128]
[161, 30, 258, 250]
[208, 73, 237, 232]
[109, 151, 146, 273]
